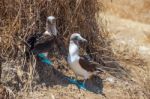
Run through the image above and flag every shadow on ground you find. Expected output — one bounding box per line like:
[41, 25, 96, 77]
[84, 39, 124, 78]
[35, 59, 104, 95]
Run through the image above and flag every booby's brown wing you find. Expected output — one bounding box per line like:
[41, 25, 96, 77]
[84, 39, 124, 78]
[79, 56, 129, 79]
[79, 57, 104, 72]
[33, 34, 55, 54]
[35, 34, 54, 45]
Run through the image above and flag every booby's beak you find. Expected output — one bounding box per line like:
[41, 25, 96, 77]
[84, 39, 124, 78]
[78, 36, 87, 42]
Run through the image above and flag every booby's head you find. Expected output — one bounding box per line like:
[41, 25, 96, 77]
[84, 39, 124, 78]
[46, 16, 58, 36]
[70, 33, 87, 45]
[47, 16, 56, 24]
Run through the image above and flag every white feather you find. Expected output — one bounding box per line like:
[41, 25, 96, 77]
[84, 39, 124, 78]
[67, 41, 91, 79]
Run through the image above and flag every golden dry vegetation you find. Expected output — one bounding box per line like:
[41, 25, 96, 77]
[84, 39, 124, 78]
[101, 0, 150, 99]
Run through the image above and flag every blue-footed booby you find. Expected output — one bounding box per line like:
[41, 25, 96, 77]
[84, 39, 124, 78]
[28, 16, 58, 65]
[67, 33, 104, 89]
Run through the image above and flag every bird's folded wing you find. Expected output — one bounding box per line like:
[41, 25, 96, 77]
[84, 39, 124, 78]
[35, 34, 54, 46]
[33, 34, 55, 54]
[79, 56, 127, 76]
[79, 57, 103, 72]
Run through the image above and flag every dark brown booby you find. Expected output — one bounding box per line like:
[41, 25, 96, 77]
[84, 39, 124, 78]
[26, 16, 58, 65]
[32, 16, 58, 55]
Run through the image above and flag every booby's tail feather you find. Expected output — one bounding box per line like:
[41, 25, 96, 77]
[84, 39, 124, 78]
[96, 61, 129, 79]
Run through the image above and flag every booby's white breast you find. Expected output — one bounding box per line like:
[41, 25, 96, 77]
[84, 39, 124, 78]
[68, 41, 91, 79]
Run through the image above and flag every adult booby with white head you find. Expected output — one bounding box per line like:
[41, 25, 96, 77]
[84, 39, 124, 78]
[67, 33, 104, 89]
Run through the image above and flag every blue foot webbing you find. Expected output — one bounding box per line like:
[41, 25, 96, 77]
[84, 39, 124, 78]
[38, 53, 52, 65]
[65, 77, 86, 90]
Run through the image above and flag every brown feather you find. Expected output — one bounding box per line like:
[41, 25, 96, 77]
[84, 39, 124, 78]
[79, 57, 103, 72]
[79, 56, 128, 79]
[33, 34, 56, 54]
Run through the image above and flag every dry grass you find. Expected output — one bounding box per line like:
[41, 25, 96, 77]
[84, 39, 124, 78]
[0, 0, 109, 60]
[0, 0, 113, 97]
[102, 0, 150, 98]
[102, 0, 150, 24]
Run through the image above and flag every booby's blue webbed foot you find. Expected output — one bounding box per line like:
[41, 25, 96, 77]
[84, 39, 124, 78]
[65, 77, 87, 90]
[38, 53, 52, 65]
[38, 53, 47, 58]
[76, 81, 86, 90]
[41, 58, 52, 65]
[65, 77, 78, 85]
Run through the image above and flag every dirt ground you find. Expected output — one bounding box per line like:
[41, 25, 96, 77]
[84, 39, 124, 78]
[2, 0, 150, 99]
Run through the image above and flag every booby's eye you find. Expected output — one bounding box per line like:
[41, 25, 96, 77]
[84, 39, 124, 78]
[74, 36, 79, 40]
